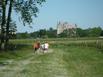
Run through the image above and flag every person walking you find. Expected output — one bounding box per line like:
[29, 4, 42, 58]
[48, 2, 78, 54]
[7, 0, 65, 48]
[33, 41, 40, 53]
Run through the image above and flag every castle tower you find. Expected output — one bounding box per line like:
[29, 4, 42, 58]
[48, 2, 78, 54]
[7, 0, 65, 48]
[57, 21, 77, 37]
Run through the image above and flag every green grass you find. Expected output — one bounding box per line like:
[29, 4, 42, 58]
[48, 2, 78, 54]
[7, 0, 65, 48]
[10, 38, 103, 50]
[0, 45, 103, 77]
[10, 37, 103, 44]
[62, 46, 103, 77]
[0, 38, 103, 77]
[0, 46, 33, 61]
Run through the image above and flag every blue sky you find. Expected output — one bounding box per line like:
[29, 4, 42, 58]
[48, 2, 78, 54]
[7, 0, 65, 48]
[14, 0, 103, 33]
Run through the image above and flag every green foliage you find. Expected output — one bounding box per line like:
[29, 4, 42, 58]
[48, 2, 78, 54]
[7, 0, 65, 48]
[0, 20, 17, 39]
[88, 27, 102, 37]
[77, 28, 88, 37]
[0, 0, 46, 50]
[46, 28, 57, 38]
[9, 21, 17, 39]
[58, 27, 102, 38]
[16, 28, 57, 39]
[14, 0, 46, 25]
[100, 30, 103, 36]
[16, 32, 30, 39]
[39, 29, 47, 38]
[15, 27, 102, 39]
[0, 14, 1, 23]
[58, 29, 68, 37]
[76, 27, 102, 37]
[30, 31, 39, 38]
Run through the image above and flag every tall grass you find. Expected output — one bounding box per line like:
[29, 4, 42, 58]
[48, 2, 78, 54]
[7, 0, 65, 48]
[10, 38, 103, 51]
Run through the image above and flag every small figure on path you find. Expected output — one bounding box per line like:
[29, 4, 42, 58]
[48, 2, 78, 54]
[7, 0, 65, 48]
[40, 42, 49, 53]
[33, 41, 40, 53]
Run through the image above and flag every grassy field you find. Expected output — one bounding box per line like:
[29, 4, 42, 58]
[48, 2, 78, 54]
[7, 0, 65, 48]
[0, 38, 103, 77]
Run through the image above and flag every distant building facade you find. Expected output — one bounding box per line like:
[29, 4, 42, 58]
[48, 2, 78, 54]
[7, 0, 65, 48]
[57, 21, 77, 37]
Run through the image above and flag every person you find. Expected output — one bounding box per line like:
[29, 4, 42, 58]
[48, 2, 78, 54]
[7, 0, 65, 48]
[33, 41, 40, 53]
[40, 42, 49, 53]
[44, 42, 49, 50]
[43, 42, 49, 53]
[40, 44, 45, 50]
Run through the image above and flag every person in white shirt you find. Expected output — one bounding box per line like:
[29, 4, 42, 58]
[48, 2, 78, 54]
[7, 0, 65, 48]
[44, 42, 49, 50]
[40, 42, 49, 53]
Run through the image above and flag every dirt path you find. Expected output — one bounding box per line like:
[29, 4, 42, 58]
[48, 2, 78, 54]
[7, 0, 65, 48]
[0, 49, 69, 77]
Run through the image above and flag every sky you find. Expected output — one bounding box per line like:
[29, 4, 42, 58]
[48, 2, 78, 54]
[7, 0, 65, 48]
[14, 0, 103, 33]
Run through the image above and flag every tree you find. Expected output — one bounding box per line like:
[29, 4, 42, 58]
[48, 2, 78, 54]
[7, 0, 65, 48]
[16, 32, 30, 39]
[76, 28, 88, 37]
[100, 30, 103, 36]
[58, 29, 68, 38]
[5, 0, 14, 49]
[46, 28, 57, 38]
[0, 0, 6, 50]
[38, 29, 47, 38]
[88, 27, 102, 37]
[0, 0, 45, 50]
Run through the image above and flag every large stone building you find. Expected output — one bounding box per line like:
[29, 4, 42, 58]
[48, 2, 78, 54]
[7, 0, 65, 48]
[57, 21, 77, 37]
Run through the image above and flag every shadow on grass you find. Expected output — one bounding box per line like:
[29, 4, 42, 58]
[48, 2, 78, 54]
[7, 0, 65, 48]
[6, 43, 32, 51]
[0, 43, 32, 62]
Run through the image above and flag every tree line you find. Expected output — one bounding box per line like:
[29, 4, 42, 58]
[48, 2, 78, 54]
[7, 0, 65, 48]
[16, 27, 103, 39]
